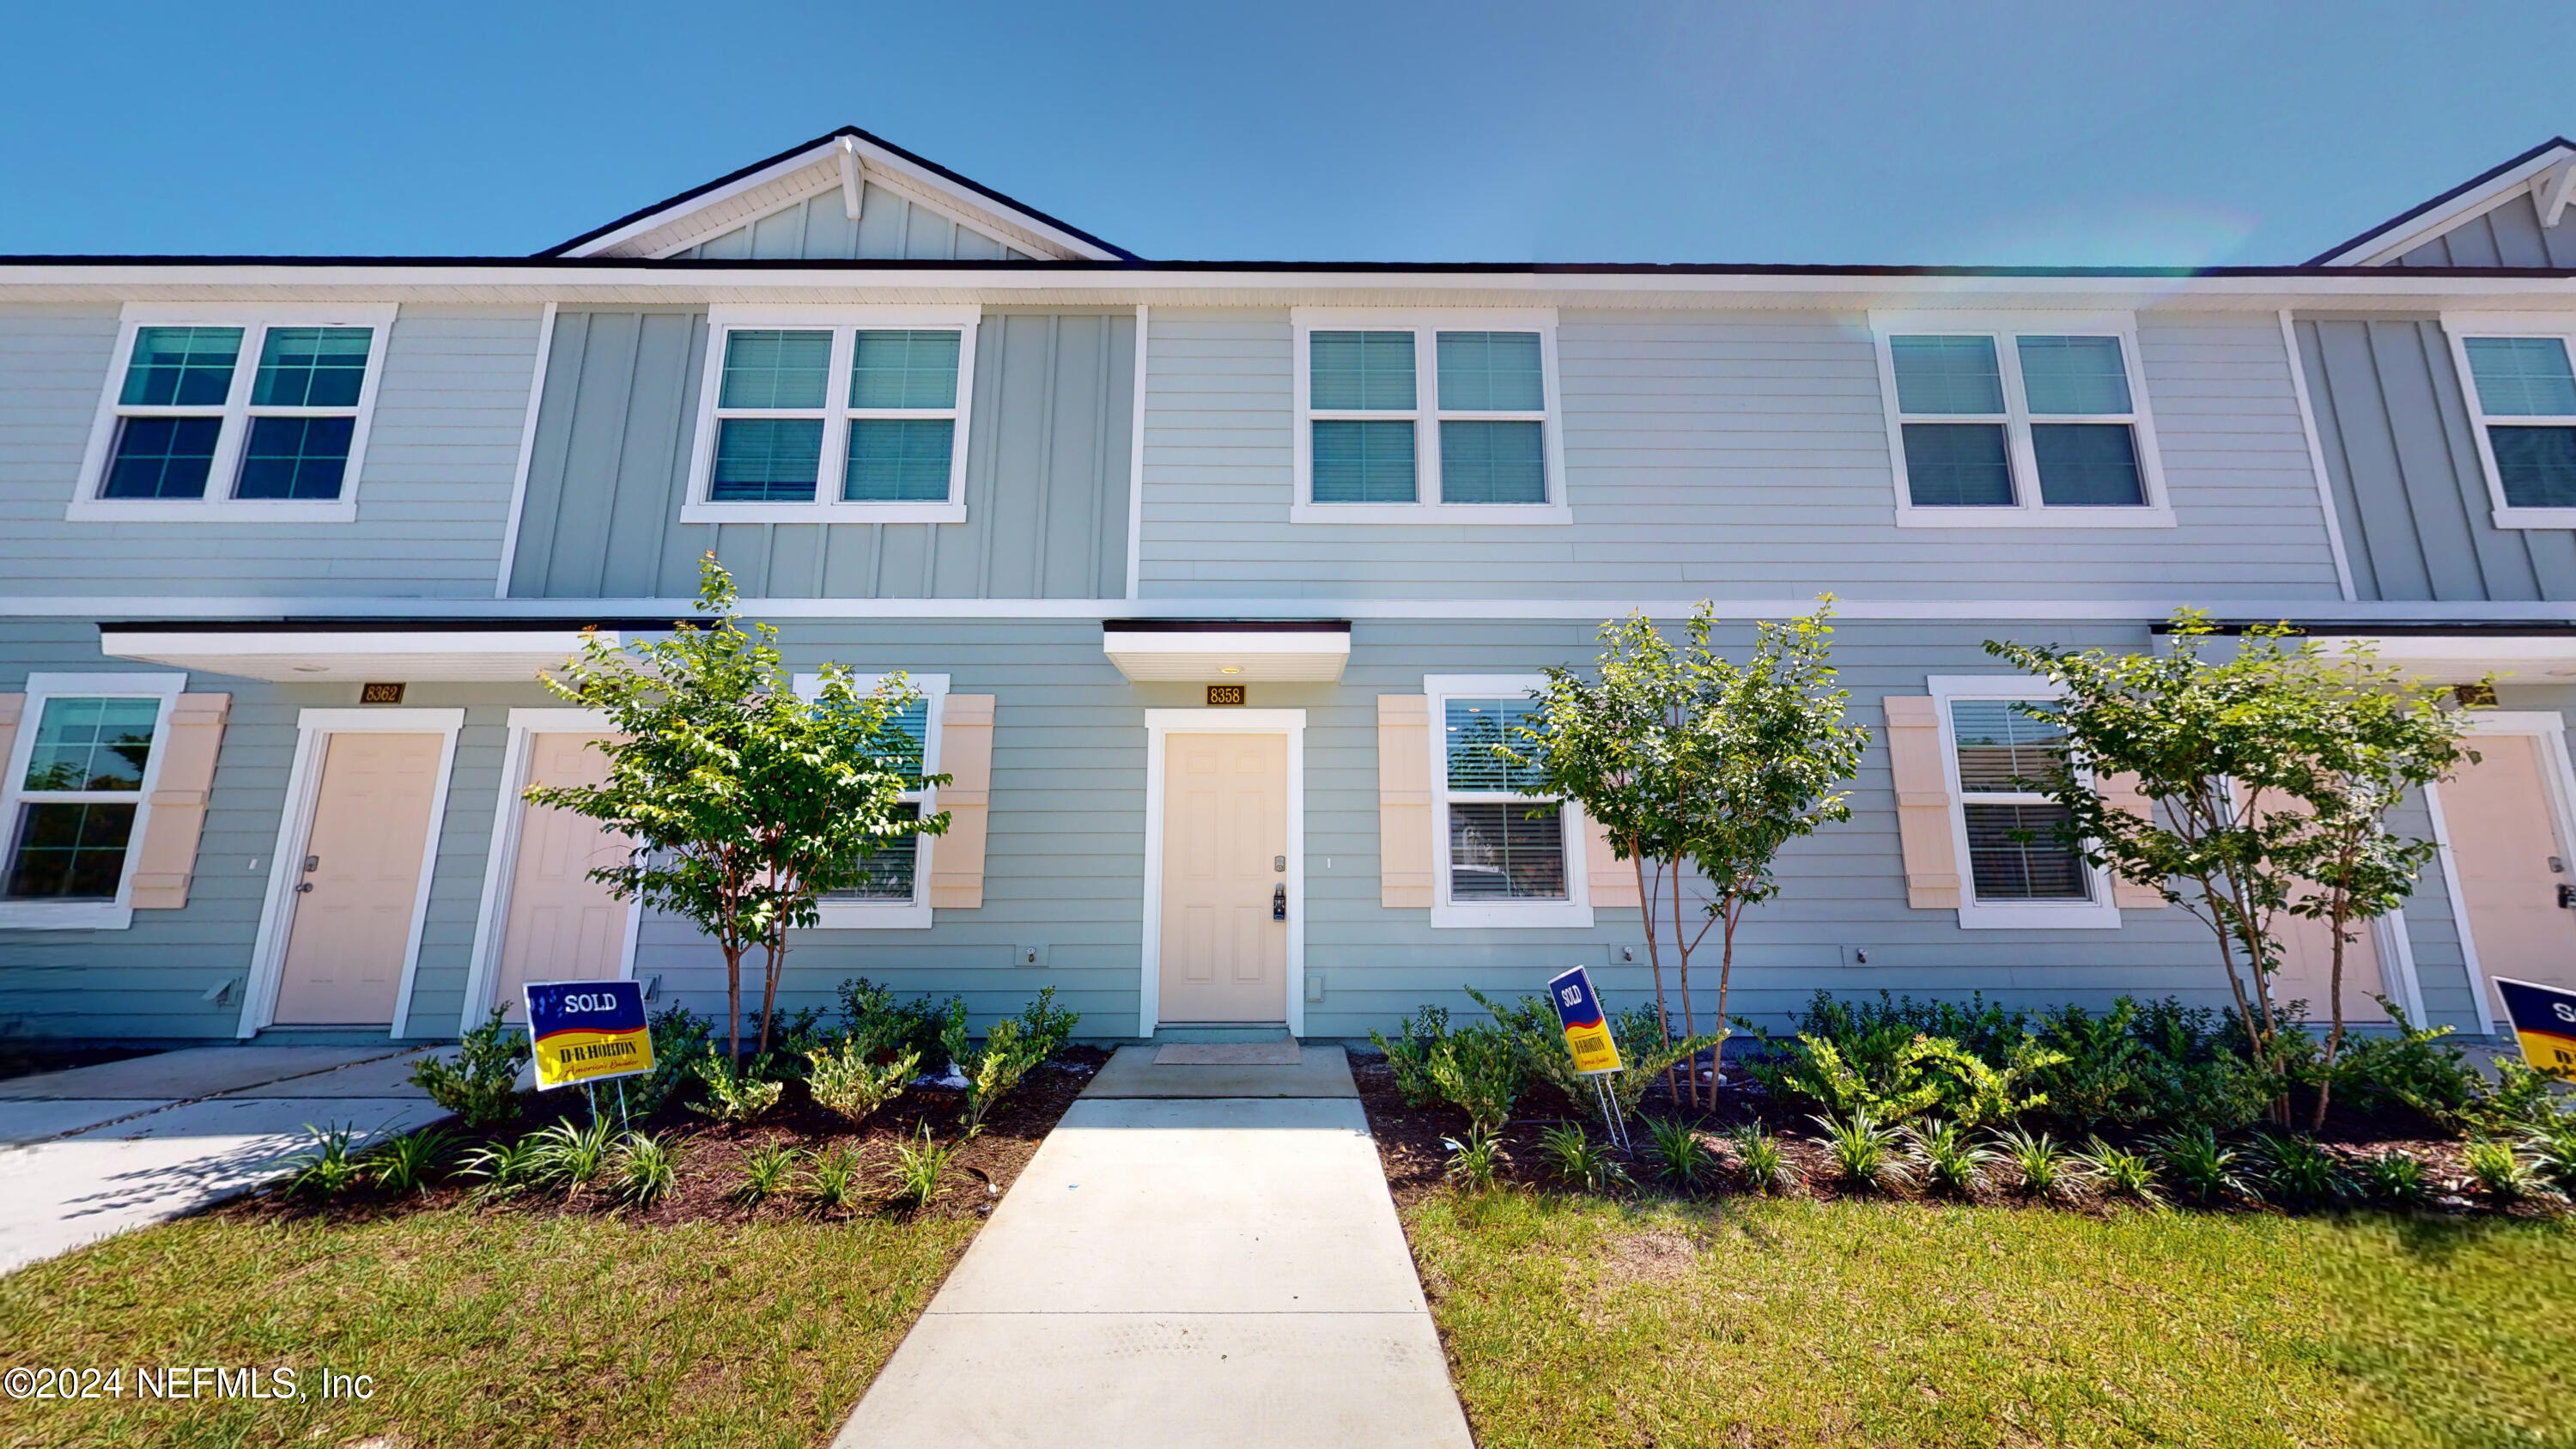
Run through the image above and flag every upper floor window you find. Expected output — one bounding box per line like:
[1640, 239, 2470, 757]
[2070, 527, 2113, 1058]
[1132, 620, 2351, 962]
[1873, 315, 2172, 529]
[1423, 675, 1592, 928]
[684, 308, 979, 526]
[1929, 677, 2117, 929]
[792, 673, 946, 928]
[69, 307, 395, 523]
[1291, 310, 1570, 526]
[2449, 319, 2576, 527]
[1, 673, 185, 931]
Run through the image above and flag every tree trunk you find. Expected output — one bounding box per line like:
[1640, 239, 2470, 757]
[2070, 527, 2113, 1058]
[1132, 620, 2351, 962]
[1671, 855, 1699, 1110]
[756, 926, 786, 1057]
[1714, 896, 1745, 1100]
[1632, 845, 1680, 1102]
[2311, 886, 2353, 1133]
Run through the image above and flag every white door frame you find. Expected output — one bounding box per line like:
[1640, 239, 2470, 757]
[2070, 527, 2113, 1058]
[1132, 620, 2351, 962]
[2425, 710, 2576, 1036]
[459, 708, 640, 1034]
[1139, 708, 1306, 1039]
[237, 707, 465, 1039]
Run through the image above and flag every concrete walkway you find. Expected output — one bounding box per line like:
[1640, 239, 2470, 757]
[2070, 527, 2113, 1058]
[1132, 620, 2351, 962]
[835, 1043, 1473, 1448]
[0, 1046, 447, 1275]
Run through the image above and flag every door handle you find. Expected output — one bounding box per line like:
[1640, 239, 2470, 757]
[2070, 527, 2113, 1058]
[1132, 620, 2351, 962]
[296, 882, 314, 894]
[1273, 884, 1286, 921]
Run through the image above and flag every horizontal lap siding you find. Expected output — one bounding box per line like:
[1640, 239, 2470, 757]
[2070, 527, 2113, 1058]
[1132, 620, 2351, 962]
[1138, 310, 2342, 602]
[511, 311, 1133, 600]
[0, 307, 540, 598]
[2297, 316, 2576, 600]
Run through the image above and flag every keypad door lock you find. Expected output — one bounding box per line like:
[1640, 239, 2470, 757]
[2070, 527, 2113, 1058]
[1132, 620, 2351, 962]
[2557, 884, 2576, 910]
[1273, 884, 1287, 921]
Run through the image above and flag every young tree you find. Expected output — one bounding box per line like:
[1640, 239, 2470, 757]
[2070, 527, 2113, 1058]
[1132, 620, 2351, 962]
[529, 556, 948, 1064]
[1986, 613, 2470, 1118]
[1516, 600, 1871, 1107]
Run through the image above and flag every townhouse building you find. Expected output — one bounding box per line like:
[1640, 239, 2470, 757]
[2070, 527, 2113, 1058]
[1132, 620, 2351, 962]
[5, 128, 2576, 1045]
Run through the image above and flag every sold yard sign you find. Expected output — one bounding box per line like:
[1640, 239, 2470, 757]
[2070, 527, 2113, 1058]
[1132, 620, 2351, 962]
[524, 979, 654, 1091]
[1546, 965, 1623, 1076]
[2494, 977, 2576, 1080]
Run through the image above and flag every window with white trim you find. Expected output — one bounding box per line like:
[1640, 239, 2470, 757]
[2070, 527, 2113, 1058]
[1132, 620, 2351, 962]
[0, 673, 185, 930]
[2451, 324, 2576, 524]
[1424, 675, 1592, 928]
[793, 673, 945, 928]
[1292, 310, 1569, 524]
[1929, 678, 2119, 929]
[71, 307, 394, 521]
[686, 310, 978, 524]
[1873, 316, 2171, 527]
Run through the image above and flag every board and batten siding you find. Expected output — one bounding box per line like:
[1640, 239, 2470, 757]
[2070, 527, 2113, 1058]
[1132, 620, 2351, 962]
[671, 181, 1036, 261]
[509, 310, 1134, 600]
[1134, 309, 2344, 601]
[0, 306, 542, 600]
[2295, 316, 2576, 600]
[2392, 192, 2576, 268]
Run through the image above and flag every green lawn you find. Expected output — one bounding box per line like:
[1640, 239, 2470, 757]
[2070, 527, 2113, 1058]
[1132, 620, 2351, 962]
[0, 1206, 971, 1448]
[1407, 1190, 2575, 1449]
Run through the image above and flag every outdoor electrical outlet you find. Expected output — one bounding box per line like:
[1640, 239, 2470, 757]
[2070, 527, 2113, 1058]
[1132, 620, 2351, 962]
[1305, 974, 1325, 1002]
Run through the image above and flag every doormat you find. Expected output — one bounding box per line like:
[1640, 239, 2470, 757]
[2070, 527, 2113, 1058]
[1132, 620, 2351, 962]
[1154, 1040, 1302, 1066]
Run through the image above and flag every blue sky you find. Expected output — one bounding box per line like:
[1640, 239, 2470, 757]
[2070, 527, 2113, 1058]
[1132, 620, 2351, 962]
[5, 1, 2573, 265]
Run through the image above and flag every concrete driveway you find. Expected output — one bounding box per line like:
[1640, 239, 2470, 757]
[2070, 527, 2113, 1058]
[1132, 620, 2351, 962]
[0, 1046, 447, 1275]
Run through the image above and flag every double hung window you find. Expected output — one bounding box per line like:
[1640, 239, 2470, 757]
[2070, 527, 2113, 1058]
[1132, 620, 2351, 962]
[2448, 320, 2576, 524]
[74, 307, 393, 521]
[1874, 317, 2168, 527]
[1293, 311, 1568, 523]
[1423, 676, 1591, 928]
[1, 673, 184, 930]
[688, 309, 978, 523]
[794, 673, 945, 928]
[1929, 679, 2117, 928]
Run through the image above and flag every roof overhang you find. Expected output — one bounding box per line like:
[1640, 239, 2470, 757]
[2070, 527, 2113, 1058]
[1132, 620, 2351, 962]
[2165, 620, 2576, 683]
[1101, 619, 1351, 683]
[96, 618, 669, 683]
[2310, 137, 2576, 266]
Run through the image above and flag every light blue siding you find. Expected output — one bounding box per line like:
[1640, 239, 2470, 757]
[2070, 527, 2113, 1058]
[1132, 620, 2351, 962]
[509, 310, 1134, 600]
[2296, 316, 2576, 600]
[0, 307, 543, 600]
[673, 183, 1035, 261]
[1137, 310, 2345, 601]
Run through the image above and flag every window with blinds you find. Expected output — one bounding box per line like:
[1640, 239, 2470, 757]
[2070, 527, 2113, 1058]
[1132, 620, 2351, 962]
[1947, 698, 2088, 902]
[1439, 697, 1565, 901]
[1296, 314, 1564, 521]
[2461, 334, 2576, 511]
[1880, 321, 2162, 522]
[690, 314, 977, 522]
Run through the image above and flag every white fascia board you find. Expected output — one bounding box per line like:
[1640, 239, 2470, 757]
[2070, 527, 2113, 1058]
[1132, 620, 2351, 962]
[98, 629, 607, 682]
[2316, 145, 2576, 266]
[1104, 630, 1352, 682]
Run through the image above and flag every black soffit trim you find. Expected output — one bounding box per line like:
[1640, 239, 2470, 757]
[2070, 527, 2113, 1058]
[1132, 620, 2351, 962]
[98, 618, 684, 635]
[2152, 620, 2576, 636]
[1101, 619, 1351, 634]
[536, 124, 1139, 261]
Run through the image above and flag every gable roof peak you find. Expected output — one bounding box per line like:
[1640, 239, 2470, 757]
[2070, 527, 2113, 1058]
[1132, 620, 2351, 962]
[542, 124, 1136, 263]
[2310, 136, 2576, 266]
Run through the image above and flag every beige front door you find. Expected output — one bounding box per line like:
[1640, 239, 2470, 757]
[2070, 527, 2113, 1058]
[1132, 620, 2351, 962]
[2444, 734, 2576, 994]
[493, 733, 631, 1021]
[273, 732, 445, 1026]
[1158, 732, 1287, 1023]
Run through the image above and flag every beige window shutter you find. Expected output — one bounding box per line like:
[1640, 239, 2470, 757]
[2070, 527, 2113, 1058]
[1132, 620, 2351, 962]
[0, 695, 22, 790]
[131, 691, 230, 910]
[927, 694, 994, 908]
[1584, 814, 1641, 908]
[1883, 695, 1962, 909]
[2098, 771, 2167, 909]
[1377, 694, 1433, 907]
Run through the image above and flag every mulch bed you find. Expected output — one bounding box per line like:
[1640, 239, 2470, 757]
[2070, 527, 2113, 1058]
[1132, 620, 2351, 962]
[1351, 1050, 2546, 1218]
[222, 1044, 1112, 1229]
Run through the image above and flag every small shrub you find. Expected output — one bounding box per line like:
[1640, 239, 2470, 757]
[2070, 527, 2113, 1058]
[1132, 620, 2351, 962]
[803, 1144, 866, 1212]
[733, 1141, 805, 1204]
[807, 1038, 919, 1124]
[1905, 1117, 1996, 1197]
[2360, 1150, 2430, 1208]
[1370, 1006, 1451, 1107]
[526, 1117, 617, 1189]
[409, 1011, 529, 1128]
[2457, 1059, 2574, 1140]
[1646, 1117, 1717, 1191]
[282, 1124, 367, 1197]
[1442, 1128, 1507, 1192]
[1993, 1125, 2078, 1201]
[838, 977, 966, 1068]
[624, 1006, 712, 1117]
[365, 1126, 452, 1195]
[2526, 1120, 2576, 1198]
[944, 988, 1080, 1135]
[459, 1135, 553, 1202]
[889, 1127, 955, 1209]
[1472, 989, 1716, 1128]
[1426, 1024, 1530, 1136]
[2465, 1140, 2538, 1205]
[2152, 1127, 2256, 1206]
[1538, 1122, 1631, 1194]
[2075, 1138, 2164, 1208]
[2252, 1134, 2353, 1209]
[611, 1131, 675, 1207]
[1728, 1123, 1792, 1195]
[1815, 1110, 1911, 1191]
[2324, 1002, 2482, 1123]
[691, 1055, 784, 1123]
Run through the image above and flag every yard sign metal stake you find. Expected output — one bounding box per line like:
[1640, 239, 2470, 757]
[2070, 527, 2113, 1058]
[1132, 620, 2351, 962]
[1546, 965, 1631, 1154]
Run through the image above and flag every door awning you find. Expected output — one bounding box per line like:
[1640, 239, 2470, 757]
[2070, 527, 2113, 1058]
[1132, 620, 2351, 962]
[97, 618, 671, 683]
[1101, 619, 1351, 683]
